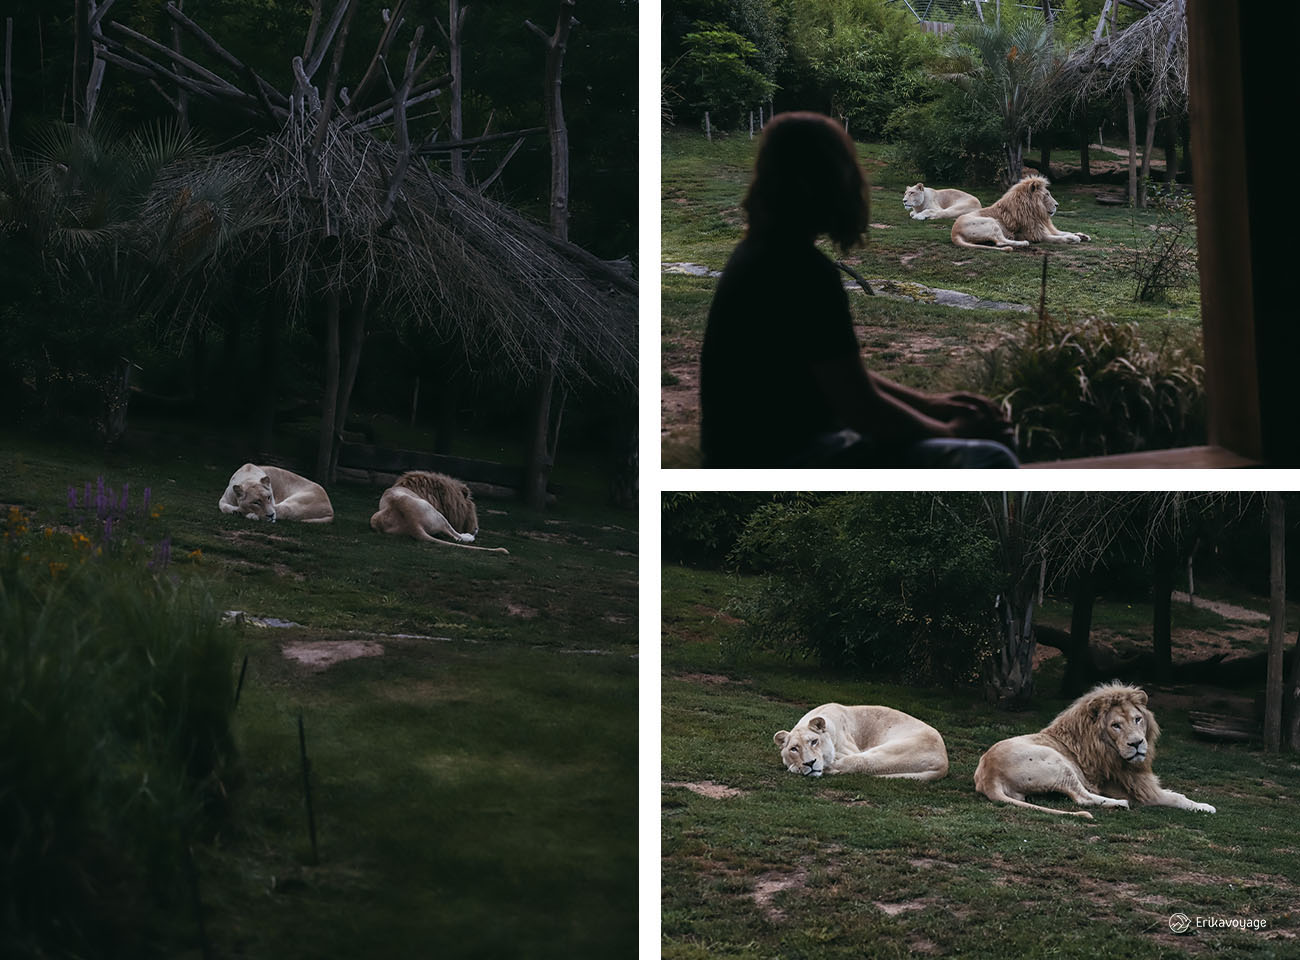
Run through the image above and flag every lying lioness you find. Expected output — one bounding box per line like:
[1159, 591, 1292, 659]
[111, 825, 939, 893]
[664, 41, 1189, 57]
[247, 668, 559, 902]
[218, 463, 334, 523]
[774, 703, 949, 780]
[902, 182, 982, 220]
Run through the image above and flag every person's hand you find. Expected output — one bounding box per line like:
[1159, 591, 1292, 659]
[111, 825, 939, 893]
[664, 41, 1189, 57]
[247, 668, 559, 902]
[947, 408, 1015, 447]
[931, 392, 1007, 427]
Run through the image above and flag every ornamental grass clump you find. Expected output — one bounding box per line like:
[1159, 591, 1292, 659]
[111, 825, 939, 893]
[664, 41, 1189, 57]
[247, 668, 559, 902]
[0, 498, 236, 959]
[978, 310, 1205, 462]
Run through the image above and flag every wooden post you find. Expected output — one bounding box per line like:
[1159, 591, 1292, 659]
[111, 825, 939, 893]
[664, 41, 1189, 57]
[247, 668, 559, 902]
[448, 1, 467, 182]
[749, 111, 753, 139]
[704, 110, 711, 142]
[1265, 492, 1285, 751]
[298, 711, 319, 865]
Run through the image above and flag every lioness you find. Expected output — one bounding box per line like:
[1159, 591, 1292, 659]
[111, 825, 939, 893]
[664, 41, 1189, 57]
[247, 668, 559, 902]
[974, 682, 1216, 818]
[902, 182, 981, 220]
[218, 463, 334, 523]
[774, 703, 948, 780]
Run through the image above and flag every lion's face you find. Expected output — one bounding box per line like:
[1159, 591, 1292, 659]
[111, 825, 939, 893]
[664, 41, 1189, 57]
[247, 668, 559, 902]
[1099, 700, 1150, 764]
[774, 717, 831, 777]
[902, 183, 925, 210]
[232, 478, 276, 521]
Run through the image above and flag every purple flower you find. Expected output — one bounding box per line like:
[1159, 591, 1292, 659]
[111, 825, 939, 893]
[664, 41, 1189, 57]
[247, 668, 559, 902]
[103, 516, 114, 541]
[142, 487, 152, 515]
[148, 536, 172, 571]
[120, 483, 129, 512]
[68, 486, 77, 511]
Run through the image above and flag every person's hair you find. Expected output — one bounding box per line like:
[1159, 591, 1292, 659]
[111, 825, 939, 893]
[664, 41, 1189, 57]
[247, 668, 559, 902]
[742, 112, 870, 252]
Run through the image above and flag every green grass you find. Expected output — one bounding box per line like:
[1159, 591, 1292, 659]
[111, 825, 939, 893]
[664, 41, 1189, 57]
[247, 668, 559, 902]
[662, 564, 1300, 959]
[661, 130, 1202, 467]
[0, 434, 636, 958]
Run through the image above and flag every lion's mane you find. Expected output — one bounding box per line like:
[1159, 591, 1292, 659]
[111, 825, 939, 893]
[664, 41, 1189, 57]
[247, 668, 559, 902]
[392, 471, 479, 534]
[1040, 681, 1164, 802]
[980, 174, 1058, 241]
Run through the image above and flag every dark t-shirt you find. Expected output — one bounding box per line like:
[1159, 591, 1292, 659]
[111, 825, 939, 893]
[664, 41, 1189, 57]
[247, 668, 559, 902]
[699, 234, 861, 467]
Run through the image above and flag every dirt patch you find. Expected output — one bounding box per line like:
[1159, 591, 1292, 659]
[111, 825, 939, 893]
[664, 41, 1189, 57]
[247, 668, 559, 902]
[272, 563, 305, 581]
[751, 867, 809, 923]
[219, 529, 295, 544]
[1171, 592, 1267, 622]
[506, 602, 540, 618]
[908, 857, 958, 870]
[282, 640, 384, 669]
[677, 673, 742, 686]
[664, 780, 748, 800]
[875, 898, 936, 916]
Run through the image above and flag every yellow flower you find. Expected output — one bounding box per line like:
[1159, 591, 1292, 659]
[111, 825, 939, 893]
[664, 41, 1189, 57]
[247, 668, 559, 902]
[150, 507, 164, 518]
[44, 527, 53, 538]
[187, 549, 203, 561]
[49, 561, 68, 577]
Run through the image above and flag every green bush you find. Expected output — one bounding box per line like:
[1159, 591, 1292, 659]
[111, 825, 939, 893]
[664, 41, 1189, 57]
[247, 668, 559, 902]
[884, 76, 1003, 185]
[727, 493, 998, 683]
[662, 493, 805, 569]
[0, 496, 236, 959]
[978, 310, 1206, 462]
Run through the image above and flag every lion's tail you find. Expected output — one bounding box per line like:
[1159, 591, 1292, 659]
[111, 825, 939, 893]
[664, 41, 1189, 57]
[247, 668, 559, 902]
[978, 782, 1095, 819]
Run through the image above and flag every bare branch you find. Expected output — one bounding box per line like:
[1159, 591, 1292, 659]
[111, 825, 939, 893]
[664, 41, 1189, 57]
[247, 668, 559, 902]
[303, 0, 352, 80]
[477, 135, 523, 193]
[106, 20, 245, 97]
[162, 3, 287, 107]
[346, 0, 410, 119]
[416, 126, 545, 153]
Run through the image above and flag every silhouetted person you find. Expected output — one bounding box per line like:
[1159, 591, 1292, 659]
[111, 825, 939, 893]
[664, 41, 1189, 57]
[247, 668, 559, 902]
[699, 111, 1018, 468]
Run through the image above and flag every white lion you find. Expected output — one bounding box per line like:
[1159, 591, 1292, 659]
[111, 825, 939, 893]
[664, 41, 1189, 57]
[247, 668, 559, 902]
[218, 463, 334, 523]
[773, 703, 949, 780]
[951, 174, 1091, 250]
[369, 471, 508, 553]
[903, 182, 982, 220]
[974, 682, 1216, 818]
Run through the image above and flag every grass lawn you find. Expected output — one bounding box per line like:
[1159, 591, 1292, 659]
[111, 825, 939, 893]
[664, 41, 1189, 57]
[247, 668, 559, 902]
[0, 432, 637, 958]
[661, 130, 1202, 467]
[662, 564, 1300, 959]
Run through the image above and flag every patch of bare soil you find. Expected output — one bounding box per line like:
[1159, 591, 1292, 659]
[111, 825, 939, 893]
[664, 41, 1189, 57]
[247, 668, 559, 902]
[272, 563, 305, 581]
[505, 602, 540, 619]
[751, 867, 809, 923]
[282, 640, 384, 669]
[1171, 592, 1267, 622]
[664, 780, 748, 800]
[817, 789, 873, 807]
[875, 897, 937, 916]
[220, 529, 295, 544]
[677, 673, 742, 686]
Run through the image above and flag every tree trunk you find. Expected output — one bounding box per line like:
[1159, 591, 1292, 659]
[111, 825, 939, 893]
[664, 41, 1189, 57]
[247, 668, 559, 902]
[1265, 492, 1286, 751]
[1287, 622, 1300, 751]
[1162, 115, 1178, 184]
[1078, 119, 1091, 183]
[1004, 139, 1023, 187]
[315, 289, 341, 482]
[1124, 84, 1138, 204]
[1063, 571, 1097, 696]
[448, 1, 467, 183]
[524, 364, 556, 508]
[257, 302, 279, 456]
[1151, 546, 1175, 681]
[983, 492, 1039, 709]
[327, 294, 367, 482]
[1039, 144, 1051, 180]
[523, 0, 577, 509]
[1137, 98, 1159, 208]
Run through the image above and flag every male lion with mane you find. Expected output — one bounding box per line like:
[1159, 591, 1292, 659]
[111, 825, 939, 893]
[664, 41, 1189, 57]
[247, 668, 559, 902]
[774, 703, 948, 780]
[369, 471, 508, 553]
[974, 682, 1215, 818]
[218, 463, 334, 523]
[902, 182, 981, 220]
[951, 174, 1091, 250]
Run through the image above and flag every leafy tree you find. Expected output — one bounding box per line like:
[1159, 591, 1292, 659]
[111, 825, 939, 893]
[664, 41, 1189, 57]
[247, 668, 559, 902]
[728, 493, 999, 685]
[680, 22, 776, 126]
[950, 8, 1064, 185]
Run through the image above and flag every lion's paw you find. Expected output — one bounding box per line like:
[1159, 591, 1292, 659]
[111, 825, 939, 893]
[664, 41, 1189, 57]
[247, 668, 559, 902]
[457, 533, 476, 543]
[1193, 802, 1216, 814]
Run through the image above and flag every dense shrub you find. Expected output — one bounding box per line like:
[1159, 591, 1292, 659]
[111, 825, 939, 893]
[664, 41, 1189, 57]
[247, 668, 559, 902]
[978, 310, 1206, 462]
[884, 76, 1003, 185]
[662, 492, 808, 569]
[726, 494, 999, 683]
[0, 491, 235, 959]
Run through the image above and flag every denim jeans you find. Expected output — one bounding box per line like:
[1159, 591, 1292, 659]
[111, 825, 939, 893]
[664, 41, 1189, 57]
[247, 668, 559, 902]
[787, 430, 1020, 469]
